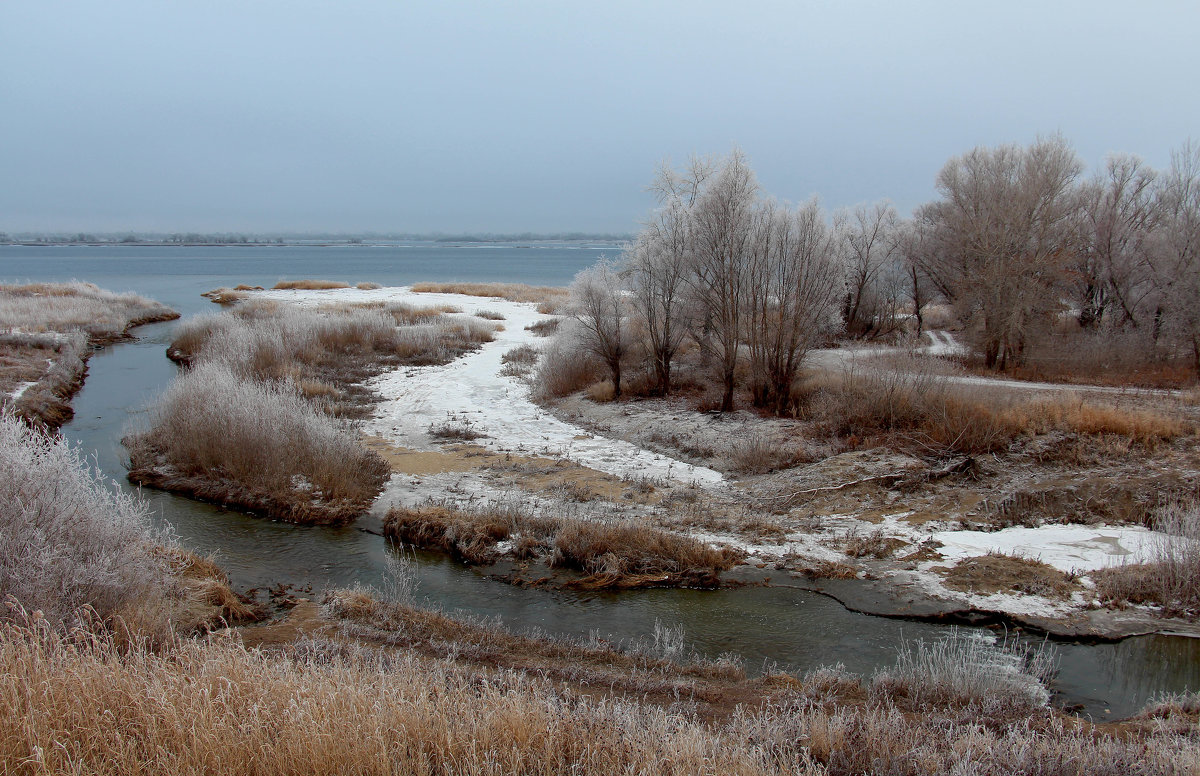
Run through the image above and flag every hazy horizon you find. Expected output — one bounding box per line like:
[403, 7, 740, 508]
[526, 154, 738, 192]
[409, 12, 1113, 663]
[3, 1, 1198, 234]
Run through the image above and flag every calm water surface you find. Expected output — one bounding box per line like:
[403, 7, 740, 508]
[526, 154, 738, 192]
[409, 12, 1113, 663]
[4, 244, 1197, 720]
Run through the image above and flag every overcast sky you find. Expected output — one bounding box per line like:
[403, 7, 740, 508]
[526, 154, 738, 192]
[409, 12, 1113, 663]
[2, 1, 1197, 234]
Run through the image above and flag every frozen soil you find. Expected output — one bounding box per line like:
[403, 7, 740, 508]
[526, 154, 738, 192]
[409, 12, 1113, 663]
[260, 287, 1200, 637]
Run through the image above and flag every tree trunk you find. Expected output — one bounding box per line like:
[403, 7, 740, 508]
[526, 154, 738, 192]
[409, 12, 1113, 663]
[721, 369, 735, 412]
[611, 359, 622, 400]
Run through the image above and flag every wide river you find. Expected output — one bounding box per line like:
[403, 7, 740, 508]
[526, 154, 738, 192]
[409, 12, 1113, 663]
[3, 242, 1198, 718]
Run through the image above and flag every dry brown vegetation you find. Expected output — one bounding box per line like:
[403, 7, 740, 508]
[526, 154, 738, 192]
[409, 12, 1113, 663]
[0, 281, 179, 345]
[1, 602, 1194, 776]
[411, 280, 570, 310]
[0, 332, 89, 430]
[130, 299, 500, 525]
[383, 503, 740, 587]
[0, 283, 178, 428]
[1093, 500, 1200, 617]
[126, 364, 390, 526]
[797, 365, 1187, 454]
[167, 299, 494, 415]
[272, 279, 351, 290]
[940, 553, 1079, 599]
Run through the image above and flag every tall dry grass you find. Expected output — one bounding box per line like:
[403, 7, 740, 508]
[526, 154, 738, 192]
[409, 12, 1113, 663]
[1094, 499, 1200, 617]
[272, 279, 351, 290]
[0, 281, 178, 344]
[170, 300, 494, 382]
[125, 363, 389, 525]
[802, 363, 1187, 454]
[0, 412, 174, 632]
[0, 606, 1194, 776]
[410, 280, 570, 309]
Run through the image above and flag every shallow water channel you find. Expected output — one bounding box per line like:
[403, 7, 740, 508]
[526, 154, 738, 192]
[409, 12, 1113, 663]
[62, 320, 1200, 721]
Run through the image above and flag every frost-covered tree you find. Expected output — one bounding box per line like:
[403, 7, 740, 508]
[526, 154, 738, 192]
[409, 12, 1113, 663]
[917, 136, 1084, 369]
[836, 201, 902, 338]
[628, 156, 714, 395]
[744, 198, 842, 412]
[568, 259, 630, 398]
[688, 150, 759, 411]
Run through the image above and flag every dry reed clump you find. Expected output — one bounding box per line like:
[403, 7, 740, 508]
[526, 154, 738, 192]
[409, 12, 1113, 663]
[272, 279, 352, 290]
[0, 281, 179, 345]
[0, 412, 175, 633]
[803, 364, 1187, 454]
[384, 504, 739, 587]
[1093, 500, 1200, 617]
[525, 317, 561, 337]
[200, 287, 249, 305]
[355, 281, 382, 290]
[125, 363, 389, 526]
[586, 379, 616, 402]
[499, 343, 539, 378]
[410, 280, 570, 307]
[475, 308, 505, 320]
[550, 520, 741, 587]
[534, 336, 603, 399]
[940, 552, 1078, 599]
[868, 629, 1055, 719]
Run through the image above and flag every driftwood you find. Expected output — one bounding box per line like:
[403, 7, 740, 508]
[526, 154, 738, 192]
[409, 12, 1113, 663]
[763, 456, 975, 509]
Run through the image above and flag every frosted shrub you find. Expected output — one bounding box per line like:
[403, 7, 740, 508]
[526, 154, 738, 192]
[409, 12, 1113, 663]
[0, 412, 172, 629]
[871, 628, 1055, 715]
[126, 364, 388, 525]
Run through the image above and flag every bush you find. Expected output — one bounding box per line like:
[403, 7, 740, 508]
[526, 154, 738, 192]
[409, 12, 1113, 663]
[125, 364, 389, 525]
[0, 412, 173, 630]
[534, 336, 602, 399]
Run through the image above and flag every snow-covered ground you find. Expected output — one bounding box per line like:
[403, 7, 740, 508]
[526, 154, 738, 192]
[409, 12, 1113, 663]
[931, 524, 1168, 573]
[259, 286, 724, 486]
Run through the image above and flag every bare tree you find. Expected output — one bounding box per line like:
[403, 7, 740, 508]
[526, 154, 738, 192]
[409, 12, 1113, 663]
[917, 136, 1083, 369]
[894, 220, 936, 337]
[836, 201, 901, 337]
[744, 198, 842, 412]
[1077, 154, 1160, 329]
[1152, 141, 1200, 373]
[688, 150, 759, 411]
[568, 259, 629, 398]
[627, 156, 713, 395]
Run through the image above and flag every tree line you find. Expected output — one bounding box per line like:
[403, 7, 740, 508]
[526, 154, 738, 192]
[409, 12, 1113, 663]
[567, 137, 1200, 413]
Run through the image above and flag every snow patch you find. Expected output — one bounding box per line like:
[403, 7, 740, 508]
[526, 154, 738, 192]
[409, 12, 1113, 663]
[930, 524, 1171, 573]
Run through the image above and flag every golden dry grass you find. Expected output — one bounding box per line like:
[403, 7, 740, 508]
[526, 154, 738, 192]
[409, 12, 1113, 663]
[804, 367, 1189, 454]
[1, 610, 1194, 776]
[410, 281, 569, 306]
[272, 279, 352, 290]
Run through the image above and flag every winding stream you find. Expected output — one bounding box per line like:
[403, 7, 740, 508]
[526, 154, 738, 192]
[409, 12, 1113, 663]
[5, 243, 1197, 720]
[55, 319, 1198, 721]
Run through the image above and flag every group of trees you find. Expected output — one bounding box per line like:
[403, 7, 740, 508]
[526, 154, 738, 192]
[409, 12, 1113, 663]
[917, 137, 1200, 371]
[565, 137, 1200, 413]
[569, 150, 844, 413]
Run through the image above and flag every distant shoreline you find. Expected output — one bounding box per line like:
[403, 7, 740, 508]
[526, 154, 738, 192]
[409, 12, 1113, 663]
[0, 238, 631, 249]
